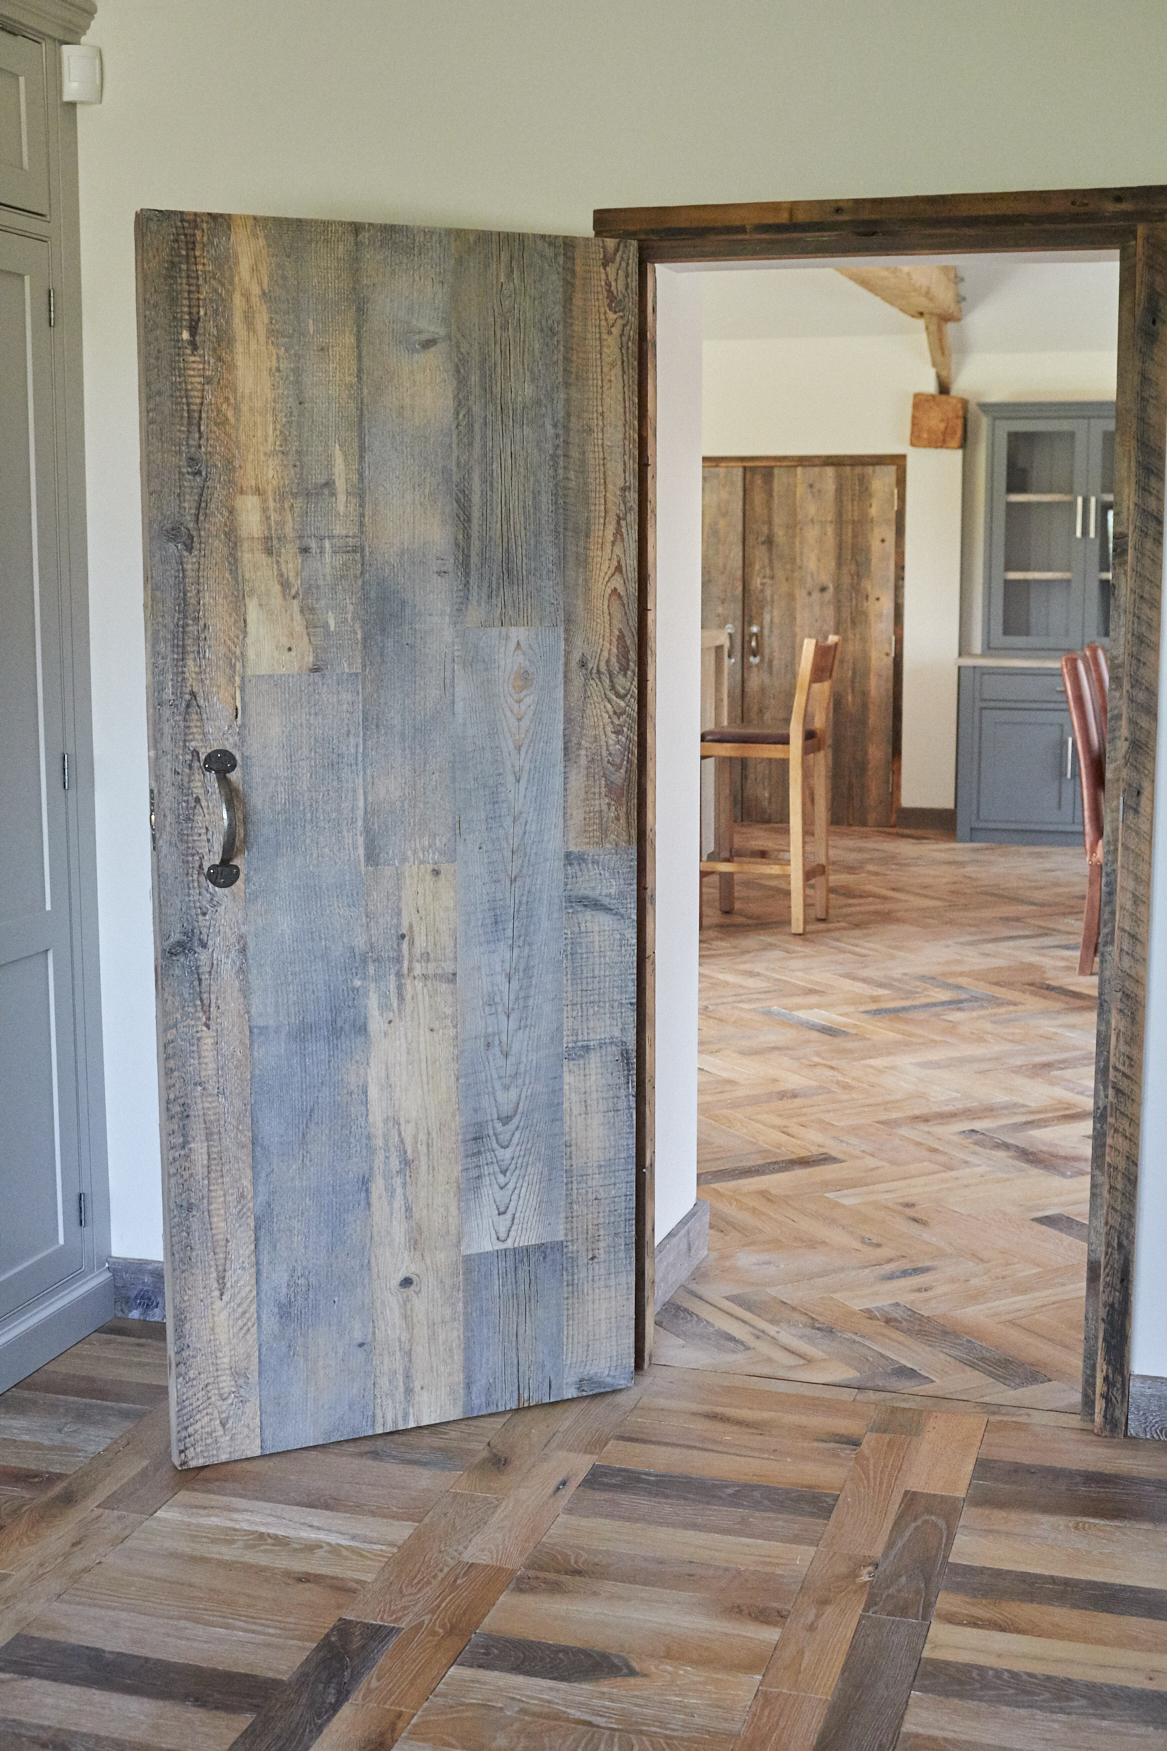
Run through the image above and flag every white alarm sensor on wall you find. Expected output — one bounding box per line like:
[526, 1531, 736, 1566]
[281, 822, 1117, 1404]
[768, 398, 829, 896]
[61, 44, 102, 104]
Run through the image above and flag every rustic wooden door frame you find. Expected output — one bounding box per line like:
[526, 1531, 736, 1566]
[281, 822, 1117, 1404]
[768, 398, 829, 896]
[599, 189, 1167, 1436]
[703, 452, 907, 823]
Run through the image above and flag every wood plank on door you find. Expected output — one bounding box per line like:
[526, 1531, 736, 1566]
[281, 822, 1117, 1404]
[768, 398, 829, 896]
[138, 211, 637, 1467]
[739, 460, 898, 828]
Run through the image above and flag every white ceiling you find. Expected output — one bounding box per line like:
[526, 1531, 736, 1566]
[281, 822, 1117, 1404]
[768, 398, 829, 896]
[698, 252, 1120, 355]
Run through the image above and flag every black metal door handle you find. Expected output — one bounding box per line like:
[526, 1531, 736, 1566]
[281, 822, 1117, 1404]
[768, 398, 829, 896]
[203, 749, 240, 887]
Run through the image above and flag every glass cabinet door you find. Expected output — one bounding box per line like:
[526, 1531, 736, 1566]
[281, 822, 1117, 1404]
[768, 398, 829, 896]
[990, 419, 1089, 650]
[1086, 419, 1115, 642]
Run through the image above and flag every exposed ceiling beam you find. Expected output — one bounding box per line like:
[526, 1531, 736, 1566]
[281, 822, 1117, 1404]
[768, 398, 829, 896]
[836, 264, 962, 323]
[923, 313, 953, 395]
[837, 264, 961, 394]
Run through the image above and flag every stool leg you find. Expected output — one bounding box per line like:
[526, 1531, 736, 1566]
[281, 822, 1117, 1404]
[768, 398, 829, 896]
[789, 750, 806, 935]
[813, 748, 829, 921]
[715, 757, 735, 914]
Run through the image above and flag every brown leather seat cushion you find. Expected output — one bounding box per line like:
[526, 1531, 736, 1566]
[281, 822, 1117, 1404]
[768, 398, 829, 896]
[701, 726, 815, 745]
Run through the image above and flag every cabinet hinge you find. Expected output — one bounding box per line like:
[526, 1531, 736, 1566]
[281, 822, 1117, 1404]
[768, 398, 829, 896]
[78, 1191, 86, 1228]
[62, 752, 70, 791]
[48, 287, 55, 328]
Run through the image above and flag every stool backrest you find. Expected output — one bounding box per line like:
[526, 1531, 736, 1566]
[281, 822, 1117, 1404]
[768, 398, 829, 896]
[790, 635, 841, 744]
[1061, 650, 1105, 861]
[1084, 642, 1109, 743]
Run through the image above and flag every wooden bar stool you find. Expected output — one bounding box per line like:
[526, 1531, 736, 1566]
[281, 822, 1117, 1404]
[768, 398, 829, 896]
[699, 635, 840, 935]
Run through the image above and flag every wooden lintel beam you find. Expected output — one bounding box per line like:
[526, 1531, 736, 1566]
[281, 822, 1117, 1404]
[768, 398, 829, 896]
[836, 264, 962, 323]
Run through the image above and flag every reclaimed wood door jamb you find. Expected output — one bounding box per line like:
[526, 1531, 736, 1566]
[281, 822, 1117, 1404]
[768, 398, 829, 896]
[598, 189, 1167, 1434]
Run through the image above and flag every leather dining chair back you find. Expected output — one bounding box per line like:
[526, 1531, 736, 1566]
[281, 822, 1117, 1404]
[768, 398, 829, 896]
[1084, 641, 1109, 744]
[1061, 650, 1106, 975]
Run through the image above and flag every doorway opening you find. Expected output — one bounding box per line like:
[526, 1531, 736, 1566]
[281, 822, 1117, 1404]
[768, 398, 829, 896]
[667, 255, 1117, 1416]
[598, 192, 1164, 1437]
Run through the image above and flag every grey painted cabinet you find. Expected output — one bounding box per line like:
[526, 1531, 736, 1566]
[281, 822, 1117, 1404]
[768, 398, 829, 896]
[0, 2, 110, 1394]
[957, 666, 1081, 845]
[981, 401, 1114, 655]
[957, 401, 1113, 844]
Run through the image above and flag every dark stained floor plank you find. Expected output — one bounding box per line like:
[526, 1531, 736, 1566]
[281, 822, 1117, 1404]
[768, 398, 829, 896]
[912, 1656, 1167, 1726]
[864, 1490, 963, 1624]
[228, 1617, 400, 1751]
[967, 1456, 1167, 1522]
[814, 1613, 930, 1751]
[939, 1561, 1167, 1621]
[0, 1632, 281, 1713]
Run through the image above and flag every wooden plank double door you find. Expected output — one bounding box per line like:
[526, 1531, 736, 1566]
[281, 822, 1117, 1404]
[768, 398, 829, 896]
[702, 456, 903, 827]
[137, 214, 637, 1467]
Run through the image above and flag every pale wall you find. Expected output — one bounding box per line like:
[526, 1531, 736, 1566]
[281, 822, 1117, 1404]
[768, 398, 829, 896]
[653, 272, 704, 1244]
[75, 0, 1167, 1259]
[703, 334, 962, 810]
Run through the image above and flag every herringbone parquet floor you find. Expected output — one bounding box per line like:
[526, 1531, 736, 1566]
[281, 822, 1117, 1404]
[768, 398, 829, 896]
[661, 826, 1098, 1412]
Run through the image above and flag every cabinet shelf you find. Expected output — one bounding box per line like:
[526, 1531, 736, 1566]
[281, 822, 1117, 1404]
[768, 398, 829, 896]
[983, 403, 1114, 652]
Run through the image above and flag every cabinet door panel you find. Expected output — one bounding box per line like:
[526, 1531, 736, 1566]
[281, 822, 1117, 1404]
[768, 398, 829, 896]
[989, 417, 1089, 651]
[0, 230, 84, 1317]
[0, 29, 49, 217]
[976, 706, 1075, 827]
[1086, 417, 1116, 643]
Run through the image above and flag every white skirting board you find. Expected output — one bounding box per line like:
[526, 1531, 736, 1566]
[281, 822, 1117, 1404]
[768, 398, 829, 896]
[655, 1199, 710, 1312]
[1128, 1374, 1167, 1440]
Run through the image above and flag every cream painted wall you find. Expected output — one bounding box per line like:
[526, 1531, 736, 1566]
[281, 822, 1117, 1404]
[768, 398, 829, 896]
[702, 334, 962, 810]
[653, 272, 704, 1244]
[74, 0, 1167, 1261]
[956, 353, 1119, 652]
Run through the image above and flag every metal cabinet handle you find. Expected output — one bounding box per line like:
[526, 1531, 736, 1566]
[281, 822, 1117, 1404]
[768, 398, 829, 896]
[1089, 496, 1097, 539]
[1076, 496, 1083, 538]
[725, 623, 735, 664]
[749, 624, 761, 664]
[1066, 734, 1075, 782]
[203, 749, 240, 888]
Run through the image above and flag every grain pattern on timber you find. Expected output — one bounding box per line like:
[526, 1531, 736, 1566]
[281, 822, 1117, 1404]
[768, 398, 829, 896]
[662, 827, 1097, 1411]
[1096, 224, 1167, 1437]
[137, 215, 638, 1466]
[5, 1324, 1167, 1747]
[136, 210, 260, 1469]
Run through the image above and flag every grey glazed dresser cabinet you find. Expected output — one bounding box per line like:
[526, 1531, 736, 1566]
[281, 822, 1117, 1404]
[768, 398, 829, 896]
[957, 401, 1113, 844]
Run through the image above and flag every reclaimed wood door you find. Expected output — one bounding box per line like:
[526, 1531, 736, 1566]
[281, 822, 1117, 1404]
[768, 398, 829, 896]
[137, 213, 637, 1468]
[702, 458, 900, 827]
[743, 461, 899, 826]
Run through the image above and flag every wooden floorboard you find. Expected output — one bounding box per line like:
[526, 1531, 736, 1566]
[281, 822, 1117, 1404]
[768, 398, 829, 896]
[0, 833, 1161, 1748]
[678, 827, 1098, 1413]
[0, 1320, 1164, 1747]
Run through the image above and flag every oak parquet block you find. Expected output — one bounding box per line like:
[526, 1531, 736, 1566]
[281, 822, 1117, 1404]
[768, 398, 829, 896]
[5, 1308, 1167, 1750]
[0, 1633, 281, 1714]
[814, 1613, 930, 1751]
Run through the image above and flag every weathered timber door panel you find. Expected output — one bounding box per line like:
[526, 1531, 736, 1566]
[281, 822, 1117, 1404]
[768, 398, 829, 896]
[137, 213, 637, 1467]
[702, 459, 900, 827]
